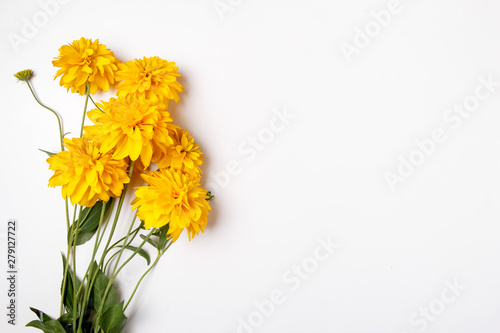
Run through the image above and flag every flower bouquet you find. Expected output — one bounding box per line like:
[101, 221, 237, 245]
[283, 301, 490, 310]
[14, 37, 212, 333]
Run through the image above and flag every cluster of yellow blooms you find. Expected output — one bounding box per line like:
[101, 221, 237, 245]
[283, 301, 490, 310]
[47, 37, 210, 242]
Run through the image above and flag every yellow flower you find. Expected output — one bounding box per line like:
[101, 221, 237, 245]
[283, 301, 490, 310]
[47, 138, 130, 207]
[158, 127, 204, 175]
[83, 96, 176, 168]
[53, 37, 120, 95]
[131, 168, 210, 242]
[13, 69, 33, 81]
[115, 56, 183, 103]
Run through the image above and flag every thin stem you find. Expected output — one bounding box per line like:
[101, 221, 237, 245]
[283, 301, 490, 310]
[60, 201, 71, 317]
[123, 240, 172, 312]
[65, 201, 71, 237]
[72, 206, 83, 331]
[89, 95, 104, 112]
[112, 229, 155, 281]
[80, 82, 91, 137]
[110, 212, 138, 277]
[60, 232, 73, 316]
[26, 80, 64, 151]
[77, 201, 107, 333]
[97, 161, 134, 270]
[107, 225, 142, 255]
[94, 229, 154, 331]
[95, 199, 116, 256]
[123, 253, 160, 312]
[103, 225, 142, 273]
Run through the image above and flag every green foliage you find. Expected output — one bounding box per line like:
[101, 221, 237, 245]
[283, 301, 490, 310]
[68, 199, 113, 246]
[100, 302, 127, 333]
[26, 257, 128, 332]
[26, 319, 66, 333]
[60, 254, 81, 313]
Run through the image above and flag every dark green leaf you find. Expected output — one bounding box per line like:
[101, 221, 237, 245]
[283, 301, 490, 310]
[86, 261, 99, 311]
[26, 319, 66, 333]
[157, 224, 171, 251]
[29, 307, 52, 322]
[92, 268, 116, 315]
[68, 199, 113, 246]
[60, 254, 81, 313]
[140, 234, 158, 249]
[100, 301, 127, 333]
[56, 312, 73, 325]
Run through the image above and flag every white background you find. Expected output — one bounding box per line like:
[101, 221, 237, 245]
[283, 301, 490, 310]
[1, 0, 500, 332]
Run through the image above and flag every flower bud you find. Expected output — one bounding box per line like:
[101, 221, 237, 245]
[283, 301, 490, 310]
[13, 69, 33, 81]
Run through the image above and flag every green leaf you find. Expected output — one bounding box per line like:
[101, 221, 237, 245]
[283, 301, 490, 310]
[29, 307, 52, 322]
[157, 224, 171, 251]
[26, 319, 66, 333]
[57, 312, 93, 333]
[92, 267, 116, 315]
[119, 245, 151, 265]
[100, 301, 127, 333]
[69, 199, 113, 246]
[39, 149, 57, 157]
[206, 190, 214, 201]
[60, 254, 81, 313]
[56, 312, 74, 325]
[140, 234, 158, 249]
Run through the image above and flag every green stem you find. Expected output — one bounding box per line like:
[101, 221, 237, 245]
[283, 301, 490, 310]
[110, 212, 138, 277]
[106, 225, 142, 255]
[72, 206, 83, 331]
[60, 200, 71, 316]
[123, 240, 171, 312]
[95, 199, 116, 254]
[97, 161, 134, 270]
[80, 82, 91, 137]
[94, 229, 154, 331]
[112, 229, 155, 282]
[26, 80, 64, 151]
[60, 230, 73, 316]
[65, 201, 71, 238]
[123, 253, 160, 312]
[103, 224, 142, 274]
[89, 95, 104, 112]
[77, 201, 107, 333]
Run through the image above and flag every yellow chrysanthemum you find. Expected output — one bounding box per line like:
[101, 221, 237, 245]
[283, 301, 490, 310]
[115, 56, 183, 103]
[131, 168, 210, 242]
[53, 37, 120, 95]
[83, 95, 176, 168]
[158, 127, 204, 175]
[47, 138, 130, 207]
